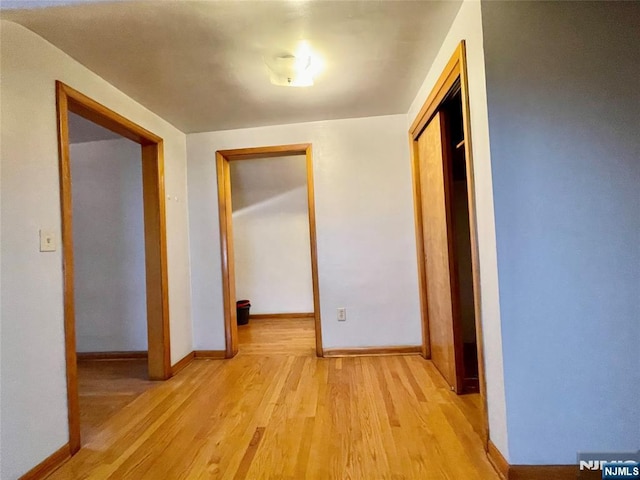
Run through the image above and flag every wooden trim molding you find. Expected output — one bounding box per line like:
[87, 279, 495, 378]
[141, 141, 172, 380]
[409, 45, 464, 358]
[408, 41, 490, 446]
[487, 440, 509, 480]
[249, 313, 315, 320]
[305, 145, 324, 358]
[409, 45, 465, 361]
[194, 350, 227, 359]
[458, 40, 491, 449]
[216, 144, 324, 358]
[218, 144, 312, 161]
[508, 465, 587, 480]
[216, 151, 238, 358]
[171, 350, 227, 376]
[60, 85, 161, 145]
[171, 351, 195, 376]
[19, 443, 70, 480]
[408, 132, 430, 359]
[486, 441, 595, 480]
[77, 351, 148, 361]
[322, 346, 422, 357]
[55, 82, 81, 455]
[56, 81, 171, 455]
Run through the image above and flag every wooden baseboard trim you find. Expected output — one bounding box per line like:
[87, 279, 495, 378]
[19, 443, 70, 480]
[486, 440, 592, 480]
[249, 312, 315, 320]
[509, 465, 586, 480]
[322, 346, 422, 357]
[487, 440, 509, 479]
[194, 350, 226, 359]
[170, 351, 195, 376]
[171, 350, 226, 375]
[77, 351, 148, 361]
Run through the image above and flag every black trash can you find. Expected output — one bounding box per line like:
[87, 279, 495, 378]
[236, 300, 251, 325]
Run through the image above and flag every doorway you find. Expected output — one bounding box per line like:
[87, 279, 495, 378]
[68, 111, 156, 444]
[409, 42, 488, 439]
[216, 144, 323, 357]
[56, 82, 171, 454]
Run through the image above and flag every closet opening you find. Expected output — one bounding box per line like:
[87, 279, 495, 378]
[443, 85, 479, 393]
[409, 42, 488, 444]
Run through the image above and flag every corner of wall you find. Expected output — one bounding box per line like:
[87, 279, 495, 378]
[1, 19, 194, 477]
[405, 0, 510, 461]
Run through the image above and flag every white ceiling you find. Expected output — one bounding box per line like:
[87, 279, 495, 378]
[230, 155, 307, 212]
[3, 0, 462, 133]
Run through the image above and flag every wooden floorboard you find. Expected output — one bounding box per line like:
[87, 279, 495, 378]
[237, 316, 316, 356]
[50, 318, 498, 479]
[77, 358, 155, 445]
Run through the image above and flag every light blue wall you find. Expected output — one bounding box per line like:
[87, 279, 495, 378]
[481, 1, 640, 465]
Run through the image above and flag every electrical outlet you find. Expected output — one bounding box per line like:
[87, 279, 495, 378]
[337, 307, 346, 321]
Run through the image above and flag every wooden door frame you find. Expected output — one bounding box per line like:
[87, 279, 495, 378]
[216, 144, 323, 357]
[56, 81, 171, 455]
[408, 42, 489, 445]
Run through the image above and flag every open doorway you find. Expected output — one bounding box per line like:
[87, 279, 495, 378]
[230, 155, 316, 355]
[216, 144, 323, 358]
[409, 42, 488, 442]
[56, 82, 171, 455]
[68, 112, 155, 443]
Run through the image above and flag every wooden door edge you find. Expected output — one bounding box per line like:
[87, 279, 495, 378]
[407, 41, 491, 445]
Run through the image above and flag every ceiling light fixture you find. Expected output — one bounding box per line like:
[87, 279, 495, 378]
[264, 41, 323, 87]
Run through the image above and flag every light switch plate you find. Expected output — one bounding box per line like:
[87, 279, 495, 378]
[39, 230, 56, 252]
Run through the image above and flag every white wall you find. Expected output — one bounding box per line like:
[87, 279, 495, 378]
[231, 156, 314, 314]
[481, 1, 640, 464]
[0, 20, 193, 479]
[71, 138, 147, 352]
[188, 114, 422, 351]
[407, 0, 509, 459]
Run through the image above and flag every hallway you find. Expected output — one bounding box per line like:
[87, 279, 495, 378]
[48, 318, 498, 479]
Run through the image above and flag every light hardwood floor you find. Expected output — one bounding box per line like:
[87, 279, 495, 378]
[50, 318, 498, 479]
[238, 317, 316, 356]
[78, 358, 155, 444]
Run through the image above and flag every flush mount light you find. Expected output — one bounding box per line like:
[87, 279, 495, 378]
[264, 41, 323, 87]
